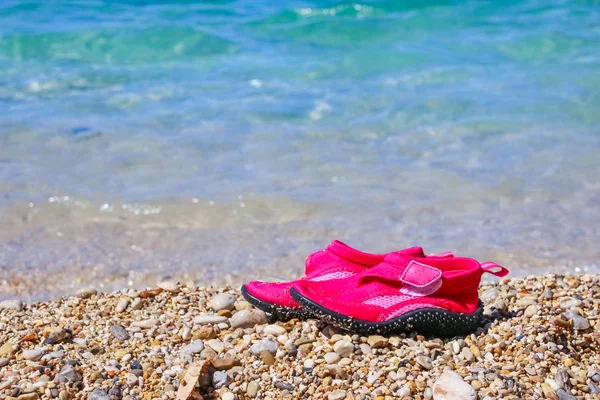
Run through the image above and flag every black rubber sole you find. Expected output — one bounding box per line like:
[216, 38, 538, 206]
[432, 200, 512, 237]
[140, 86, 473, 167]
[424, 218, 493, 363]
[241, 285, 311, 321]
[290, 287, 484, 336]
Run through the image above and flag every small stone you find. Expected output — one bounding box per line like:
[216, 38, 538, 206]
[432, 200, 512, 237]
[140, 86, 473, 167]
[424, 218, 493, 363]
[556, 389, 577, 400]
[542, 383, 556, 398]
[58, 364, 82, 382]
[116, 298, 130, 313]
[367, 335, 389, 348]
[251, 338, 278, 355]
[461, 347, 475, 362]
[432, 371, 477, 400]
[324, 352, 341, 364]
[109, 325, 130, 342]
[542, 287, 554, 299]
[182, 340, 204, 356]
[0, 342, 15, 356]
[207, 339, 225, 353]
[76, 288, 97, 298]
[359, 343, 372, 354]
[230, 309, 267, 329]
[524, 304, 539, 317]
[157, 281, 179, 292]
[221, 393, 235, 400]
[17, 394, 39, 400]
[275, 381, 294, 392]
[480, 288, 499, 303]
[131, 319, 158, 329]
[565, 310, 590, 330]
[260, 350, 275, 365]
[212, 357, 241, 371]
[0, 357, 9, 367]
[247, 381, 260, 397]
[58, 390, 70, 400]
[555, 369, 571, 390]
[0, 300, 23, 311]
[22, 349, 43, 361]
[208, 293, 236, 311]
[560, 297, 582, 309]
[88, 389, 110, 400]
[114, 349, 130, 361]
[416, 355, 433, 370]
[195, 325, 217, 339]
[333, 340, 354, 358]
[328, 390, 347, 400]
[263, 325, 287, 336]
[212, 371, 229, 389]
[194, 315, 228, 325]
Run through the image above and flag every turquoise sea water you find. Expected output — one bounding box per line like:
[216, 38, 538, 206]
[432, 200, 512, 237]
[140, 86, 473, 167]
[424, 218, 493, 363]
[0, 0, 599, 299]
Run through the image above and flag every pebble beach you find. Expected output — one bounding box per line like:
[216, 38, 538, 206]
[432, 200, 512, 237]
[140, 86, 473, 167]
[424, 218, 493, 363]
[1, 274, 599, 400]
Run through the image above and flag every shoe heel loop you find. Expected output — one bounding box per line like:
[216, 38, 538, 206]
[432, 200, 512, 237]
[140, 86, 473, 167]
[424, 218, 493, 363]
[481, 262, 509, 277]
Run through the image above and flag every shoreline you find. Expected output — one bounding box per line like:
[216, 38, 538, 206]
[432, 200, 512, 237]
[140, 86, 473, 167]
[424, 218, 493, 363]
[1, 274, 599, 399]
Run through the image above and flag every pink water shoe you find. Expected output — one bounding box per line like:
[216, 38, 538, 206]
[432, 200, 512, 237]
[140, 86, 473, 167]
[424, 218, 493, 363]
[290, 252, 508, 336]
[241, 241, 452, 320]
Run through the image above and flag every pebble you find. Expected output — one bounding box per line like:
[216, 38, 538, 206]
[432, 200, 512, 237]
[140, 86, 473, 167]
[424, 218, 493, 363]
[58, 364, 81, 382]
[359, 343, 372, 354]
[207, 339, 225, 353]
[109, 325, 130, 341]
[333, 340, 354, 358]
[557, 389, 577, 400]
[22, 349, 43, 361]
[157, 281, 180, 292]
[432, 371, 477, 400]
[213, 371, 229, 388]
[0, 357, 8, 367]
[88, 389, 110, 400]
[0, 342, 15, 356]
[328, 390, 347, 400]
[260, 350, 275, 365]
[324, 352, 341, 364]
[251, 338, 278, 355]
[194, 315, 228, 325]
[416, 355, 433, 370]
[131, 319, 158, 329]
[115, 297, 130, 313]
[181, 340, 204, 355]
[230, 309, 267, 329]
[367, 335, 388, 348]
[263, 324, 287, 336]
[208, 293, 236, 311]
[565, 310, 590, 330]
[480, 288, 499, 303]
[524, 304, 539, 317]
[212, 357, 241, 371]
[0, 300, 23, 311]
[75, 288, 97, 298]
[247, 381, 260, 397]
[221, 393, 235, 400]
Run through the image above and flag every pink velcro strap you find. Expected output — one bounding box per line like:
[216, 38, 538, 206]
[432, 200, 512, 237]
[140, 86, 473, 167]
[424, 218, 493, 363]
[398, 261, 443, 296]
[481, 262, 509, 277]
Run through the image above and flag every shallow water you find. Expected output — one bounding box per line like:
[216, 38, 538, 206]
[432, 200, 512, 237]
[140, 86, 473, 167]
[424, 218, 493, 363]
[1, 0, 599, 300]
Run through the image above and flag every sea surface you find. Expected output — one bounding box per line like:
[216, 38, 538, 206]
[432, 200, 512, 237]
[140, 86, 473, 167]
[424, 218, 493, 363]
[1, 0, 599, 300]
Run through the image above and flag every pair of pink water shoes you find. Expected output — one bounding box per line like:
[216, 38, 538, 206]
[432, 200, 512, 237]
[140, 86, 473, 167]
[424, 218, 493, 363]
[241, 240, 508, 336]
